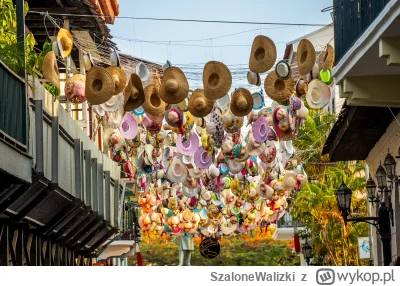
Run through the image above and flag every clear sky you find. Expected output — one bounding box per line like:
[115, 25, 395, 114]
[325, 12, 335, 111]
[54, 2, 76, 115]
[110, 0, 333, 90]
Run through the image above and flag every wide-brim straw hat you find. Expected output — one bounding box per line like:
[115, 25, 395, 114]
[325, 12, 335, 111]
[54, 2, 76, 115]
[264, 71, 294, 102]
[297, 39, 316, 76]
[85, 67, 115, 105]
[57, 28, 73, 58]
[230, 88, 253, 117]
[188, 89, 214, 117]
[249, 35, 277, 73]
[159, 66, 189, 104]
[320, 44, 335, 71]
[42, 51, 60, 88]
[306, 80, 330, 109]
[100, 93, 124, 112]
[203, 61, 232, 100]
[283, 173, 297, 190]
[124, 73, 145, 111]
[106, 66, 127, 95]
[142, 84, 165, 121]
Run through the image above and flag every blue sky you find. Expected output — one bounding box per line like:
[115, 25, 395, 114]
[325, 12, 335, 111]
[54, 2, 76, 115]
[110, 0, 332, 89]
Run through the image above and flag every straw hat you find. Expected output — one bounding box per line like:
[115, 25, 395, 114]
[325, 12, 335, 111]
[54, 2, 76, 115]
[256, 182, 274, 199]
[124, 74, 144, 111]
[188, 89, 214, 117]
[167, 157, 189, 183]
[142, 84, 165, 120]
[297, 39, 316, 76]
[64, 74, 85, 103]
[230, 88, 253, 117]
[320, 44, 335, 71]
[295, 77, 308, 97]
[100, 93, 124, 112]
[159, 67, 189, 104]
[103, 128, 125, 150]
[306, 80, 330, 109]
[249, 35, 277, 73]
[85, 67, 115, 105]
[246, 133, 266, 156]
[42, 51, 60, 88]
[203, 61, 232, 100]
[57, 28, 73, 58]
[264, 71, 294, 102]
[106, 66, 127, 95]
[282, 173, 297, 190]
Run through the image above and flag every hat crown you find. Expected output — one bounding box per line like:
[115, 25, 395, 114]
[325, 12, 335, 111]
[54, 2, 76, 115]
[165, 78, 179, 93]
[236, 96, 248, 111]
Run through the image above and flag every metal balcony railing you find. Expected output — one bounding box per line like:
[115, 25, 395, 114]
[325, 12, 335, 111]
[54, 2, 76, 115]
[334, 0, 391, 62]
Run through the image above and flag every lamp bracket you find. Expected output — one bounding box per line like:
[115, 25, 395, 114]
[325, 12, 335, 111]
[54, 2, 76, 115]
[347, 216, 380, 230]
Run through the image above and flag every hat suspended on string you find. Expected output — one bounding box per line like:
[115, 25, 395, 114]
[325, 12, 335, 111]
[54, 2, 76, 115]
[142, 84, 165, 122]
[167, 157, 189, 183]
[309, 63, 320, 81]
[252, 115, 270, 143]
[256, 182, 274, 199]
[110, 49, 121, 67]
[247, 71, 261, 86]
[194, 146, 213, 169]
[176, 132, 199, 156]
[182, 185, 200, 198]
[295, 77, 308, 97]
[203, 61, 232, 100]
[252, 91, 264, 110]
[119, 112, 138, 140]
[100, 93, 125, 112]
[83, 52, 94, 71]
[222, 110, 244, 133]
[249, 35, 277, 73]
[159, 67, 189, 104]
[282, 173, 297, 190]
[165, 107, 184, 130]
[106, 66, 127, 95]
[230, 88, 253, 117]
[320, 44, 335, 71]
[306, 80, 330, 109]
[103, 128, 125, 150]
[64, 74, 86, 104]
[136, 62, 149, 81]
[319, 69, 333, 85]
[297, 39, 316, 76]
[188, 89, 214, 118]
[275, 60, 292, 80]
[85, 67, 115, 105]
[42, 51, 60, 88]
[264, 71, 294, 102]
[57, 28, 73, 58]
[295, 100, 309, 120]
[124, 73, 145, 111]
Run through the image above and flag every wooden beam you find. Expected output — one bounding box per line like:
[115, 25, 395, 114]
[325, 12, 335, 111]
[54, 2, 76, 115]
[27, 7, 86, 14]
[379, 37, 400, 66]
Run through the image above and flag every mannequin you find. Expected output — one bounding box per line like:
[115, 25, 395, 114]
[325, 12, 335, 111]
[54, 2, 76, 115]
[178, 233, 194, 266]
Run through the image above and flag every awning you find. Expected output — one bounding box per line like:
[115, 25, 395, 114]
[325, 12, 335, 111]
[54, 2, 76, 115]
[97, 240, 135, 260]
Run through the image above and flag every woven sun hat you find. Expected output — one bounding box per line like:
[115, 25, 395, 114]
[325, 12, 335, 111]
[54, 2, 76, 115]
[159, 66, 189, 104]
[264, 71, 294, 102]
[320, 44, 335, 71]
[247, 71, 261, 86]
[106, 66, 127, 95]
[230, 88, 253, 117]
[194, 146, 213, 169]
[136, 62, 149, 81]
[256, 182, 274, 199]
[42, 51, 60, 88]
[143, 84, 165, 121]
[64, 74, 86, 104]
[176, 132, 200, 155]
[203, 61, 232, 100]
[217, 93, 230, 108]
[93, 105, 105, 117]
[124, 73, 145, 111]
[103, 127, 125, 150]
[275, 60, 291, 80]
[252, 90, 264, 110]
[119, 112, 138, 140]
[85, 66, 115, 105]
[283, 173, 297, 190]
[249, 35, 277, 73]
[57, 28, 73, 58]
[167, 157, 189, 183]
[252, 115, 269, 143]
[306, 80, 330, 109]
[297, 39, 316, 76]
[246, 132, 266, 156]
[188, 89, 214, 118]
[100, 93, 124, 112]
[222, 110, 244, 133]
[295, 77, 308, 97]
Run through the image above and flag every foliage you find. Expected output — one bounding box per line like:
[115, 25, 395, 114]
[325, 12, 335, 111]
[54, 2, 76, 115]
[292, 110, 369, 266]
[129, 229, 300, 266]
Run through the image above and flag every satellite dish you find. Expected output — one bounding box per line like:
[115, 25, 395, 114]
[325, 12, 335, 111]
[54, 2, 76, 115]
[136, 62, 149, 81]
[110, 49, 121, 67]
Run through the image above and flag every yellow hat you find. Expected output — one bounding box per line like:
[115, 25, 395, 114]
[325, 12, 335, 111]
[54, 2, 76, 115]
[57, 28, 73, 58]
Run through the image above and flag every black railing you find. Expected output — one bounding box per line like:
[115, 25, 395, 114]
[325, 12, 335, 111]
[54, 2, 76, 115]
[0, 60, 27, 148]
[334, 0, 391, 62]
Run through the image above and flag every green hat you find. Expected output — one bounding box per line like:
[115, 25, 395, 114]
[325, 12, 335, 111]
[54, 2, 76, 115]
[319, 69, 333, 85]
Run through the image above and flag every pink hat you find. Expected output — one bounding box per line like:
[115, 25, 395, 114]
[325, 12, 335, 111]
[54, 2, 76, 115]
[119, 112, 138, 140]
[252, 116, 269, 143]
[194, 147, 213, 169]
[176, 132, 199, 155]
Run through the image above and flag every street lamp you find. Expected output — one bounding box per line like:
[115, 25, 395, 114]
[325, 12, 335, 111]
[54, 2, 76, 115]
[302, 240, 313, 266]
[383, 152, 396, 181]
[366, 176, 378, 202]
[375, 163, 387, 190]
[334, 182, 352, 224]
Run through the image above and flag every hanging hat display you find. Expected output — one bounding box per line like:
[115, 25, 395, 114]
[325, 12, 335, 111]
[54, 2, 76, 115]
[275, 60, 291, 80]
[306, 80, 330, 109]
[64, 74, 86, 104]
[100, 93, 125, 112]
[188, 89, 214, 118]
[295, 77, 308, 97]
[249, 35, 277, 73]
[297, 39, 316, 76]
[230, 88, 253, 117]
[176, 133, 200, 156]
[159, 67, 189, 104]
[247, 71, 261, 86]
[119, 112, 138, 140]
[106, 66, 127, 95]
[203, 61, 232, 100]
[85, 67, 115, 105]
[124, 73, 145, 111]
[42, 51, 60, 88]
[264, 71, 294, 102]
[143, 84, 165, 122]
[136, 62, 149, 81]
[194, 147, 213, 169]
[320, 44, 335, 71]
[57, 28, 73, 58]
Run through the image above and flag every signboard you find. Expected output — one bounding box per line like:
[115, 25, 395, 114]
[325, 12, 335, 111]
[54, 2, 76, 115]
[358, 237, 371, 259]
[200, 237, 221, 259]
